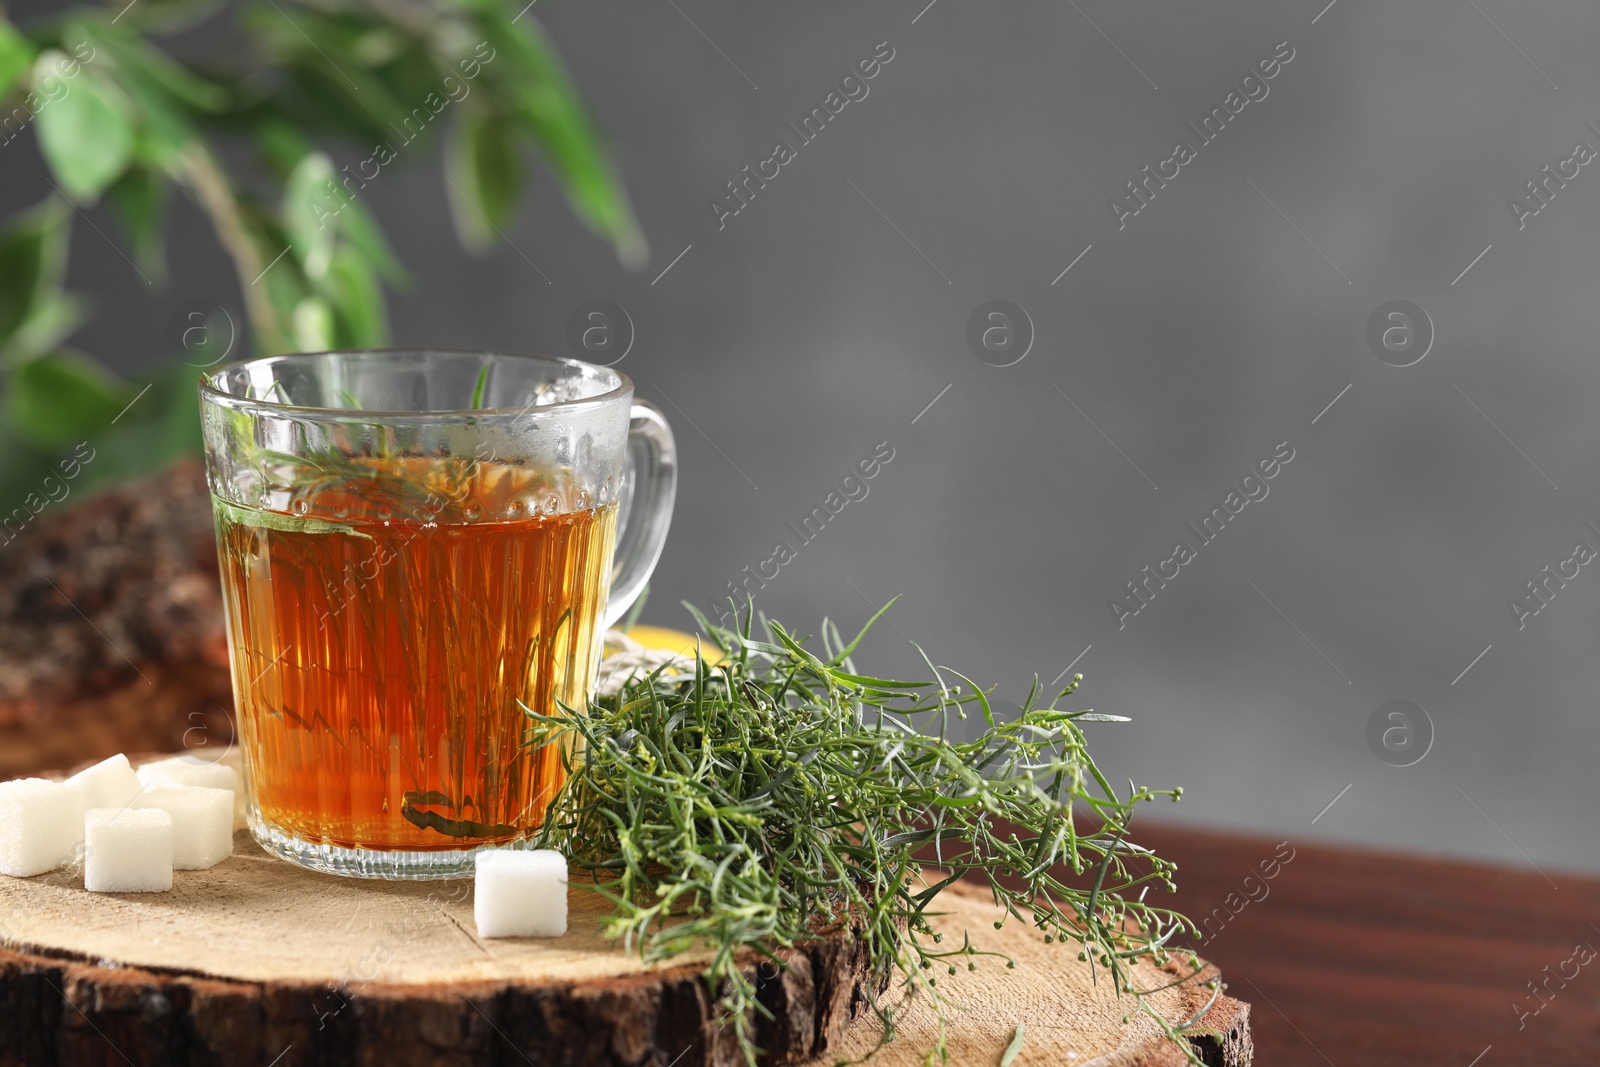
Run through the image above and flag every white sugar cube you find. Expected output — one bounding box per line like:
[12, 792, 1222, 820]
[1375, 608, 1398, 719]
[0, 778, 84, 876]
[85, 808, 173, 893]
[68, 754, 143, 810]
[474, 849, 568, 938]
[138, 757, 245, 832]
[134, 785, 233, 870]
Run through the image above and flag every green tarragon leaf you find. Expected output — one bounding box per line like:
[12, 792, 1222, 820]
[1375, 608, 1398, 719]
[470, 363, 490, 409]
[211, 498, 373, 540]
[999, 1022, 1026, 1067]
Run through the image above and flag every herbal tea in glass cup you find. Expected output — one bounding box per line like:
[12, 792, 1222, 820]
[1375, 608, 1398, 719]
[198, 350, 676, 879]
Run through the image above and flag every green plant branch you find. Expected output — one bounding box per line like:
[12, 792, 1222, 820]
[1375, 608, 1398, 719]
[0, 0, 646, 508]
[178, 143, 293, 355]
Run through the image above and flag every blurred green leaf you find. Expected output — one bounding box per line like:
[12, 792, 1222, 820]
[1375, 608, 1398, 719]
[256, 219, 309, 357]
[109, 168, 169, 284]
[34, 53, 136, 201]
[130, 358, 203, 464]
[0, 222, 50, 355]
[337, 194, 407, 287]
[84, 21, 227, 113]
[285, 151, 338, 279]
[243, 3, 410, 144]
[111, 0, 228, 36]
[0, 199, 71, 359]
[0, 423, 67, 527]
[254, 118, 314, 177]
[468, 6, 645, 266]
[5, 292, 90, 366]
[281, 61, 396, 145]
[72, 18, 214, 171]
[351, 25, 409, 68]
[446, 107, 521, 252]
[4, 350, 128, 449]
[323, 247, 387, 347]
[0, 19, 36, 103]
[292, 295, 334, 351]
[114, 68, 197, 171]
[70, 359, 203, 499]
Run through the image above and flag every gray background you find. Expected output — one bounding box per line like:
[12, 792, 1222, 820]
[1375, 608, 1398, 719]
[8, 0, 1599, 876]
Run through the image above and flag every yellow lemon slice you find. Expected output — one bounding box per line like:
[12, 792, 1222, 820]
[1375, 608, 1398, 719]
[631, 624, 731, 665]
[622, 624, 704, 657]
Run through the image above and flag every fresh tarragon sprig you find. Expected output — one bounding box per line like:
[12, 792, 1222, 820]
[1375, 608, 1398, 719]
[526, 600, 1209, 1065]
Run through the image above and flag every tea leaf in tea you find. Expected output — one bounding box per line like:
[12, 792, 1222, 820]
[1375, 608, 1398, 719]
[210, 499, 373, 541]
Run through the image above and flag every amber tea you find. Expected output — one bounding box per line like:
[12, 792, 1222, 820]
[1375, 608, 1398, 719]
[216, 453, 616, 859]
[201, 349, 675, 879]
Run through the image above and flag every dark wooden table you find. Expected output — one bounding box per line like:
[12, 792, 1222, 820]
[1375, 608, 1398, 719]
[1137, 822, 1597, 1066]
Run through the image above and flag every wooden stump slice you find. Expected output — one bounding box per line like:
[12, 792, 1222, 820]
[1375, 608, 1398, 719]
[0, 760, 1249, 1067]
[814, 884, 1252, 1066]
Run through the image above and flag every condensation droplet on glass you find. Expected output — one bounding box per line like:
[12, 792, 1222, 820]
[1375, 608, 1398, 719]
[332, 504, 349, 520]
[545, 494, 559, 516]
[293, 499, 310, 516]
[376, 504, 393, 521]
[463, 503, 482, 521]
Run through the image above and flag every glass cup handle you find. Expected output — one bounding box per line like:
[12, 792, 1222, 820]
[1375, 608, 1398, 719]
[604, 400, 678, 628]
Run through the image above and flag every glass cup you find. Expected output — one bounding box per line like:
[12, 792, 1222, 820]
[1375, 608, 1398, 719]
[198, 350, 675, 879]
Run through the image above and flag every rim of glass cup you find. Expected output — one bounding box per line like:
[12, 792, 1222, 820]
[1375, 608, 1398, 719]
[198, 347, 634, 420]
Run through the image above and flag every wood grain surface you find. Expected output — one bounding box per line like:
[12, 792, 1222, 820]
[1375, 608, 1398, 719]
[1134, 822, 1598, 1066]
[0, 747, 1247, 1067]
[0, 829, 1246, 1067]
